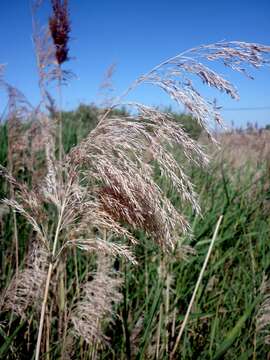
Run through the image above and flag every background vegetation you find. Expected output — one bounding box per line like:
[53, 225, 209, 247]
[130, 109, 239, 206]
[1, 105, 270, 359]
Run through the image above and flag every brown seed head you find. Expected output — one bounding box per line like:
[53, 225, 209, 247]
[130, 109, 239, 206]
[49, 0, 70, 65]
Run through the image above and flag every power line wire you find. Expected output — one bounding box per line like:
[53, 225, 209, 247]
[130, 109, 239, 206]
[223, 106, 270, 111]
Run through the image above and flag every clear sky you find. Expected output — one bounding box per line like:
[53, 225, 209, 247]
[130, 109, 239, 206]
[0, 0, 270, 127]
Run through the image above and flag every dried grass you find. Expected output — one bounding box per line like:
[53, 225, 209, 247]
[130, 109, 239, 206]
[1, 241, 49, 318]
[218, 130, 270, 170]
[71, 256, 123, 346]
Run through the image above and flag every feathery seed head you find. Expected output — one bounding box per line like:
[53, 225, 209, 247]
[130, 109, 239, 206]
[49, 0, 70, 65]
[1, 241, 49, 317]
[71, 256, 123, 345]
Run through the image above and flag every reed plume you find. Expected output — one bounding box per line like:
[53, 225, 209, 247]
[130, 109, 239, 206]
[1, 241, 49, 317]
[49, 0, 70, 65]
[116, 42, 270, 136]
[4, 84, 34, 175]
[71, 255, 123, 346]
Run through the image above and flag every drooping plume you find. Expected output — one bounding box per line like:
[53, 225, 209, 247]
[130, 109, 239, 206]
[1, 241, 49, 317]
[71, 256, 123, 345]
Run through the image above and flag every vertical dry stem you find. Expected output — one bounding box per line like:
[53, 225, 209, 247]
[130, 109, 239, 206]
[170, 215, 223, 358]
[58, 73, 63, 163]
[35, 201, 66, 360]
[35, 262, 53, 360]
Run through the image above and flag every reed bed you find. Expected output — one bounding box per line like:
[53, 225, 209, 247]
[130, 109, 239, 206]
[0, 1, 270, 359]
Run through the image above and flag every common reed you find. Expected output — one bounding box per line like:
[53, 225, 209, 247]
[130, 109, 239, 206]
[1, 1, 270, 358]
[49, 0, 70, 66]
[71, 255, 123, 346]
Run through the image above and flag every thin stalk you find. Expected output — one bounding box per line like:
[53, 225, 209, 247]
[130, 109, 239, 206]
[172, 307, 177, 339]
[7, 209, 19, 336]
[58, 71, 63, 163]
[73, 246, 80, 296]
[7, 138, 19, 334]
[58, 254, 66, 354]
[7, 121, 18, 274]
[123, 262, 131, 360]
[170, 215, 223, 358]
[165, 270, 170, 354]
[155, 304, 162, 359]
[35, 262, 53, 360]
[144, 245, 149, 307]
[46, 312, 50, 360]
[12, 209, 19, 278]
[35, 201, 66, 360]
[26, 314, 34, 352]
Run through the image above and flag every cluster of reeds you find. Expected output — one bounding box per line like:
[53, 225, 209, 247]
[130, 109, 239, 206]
[1, 0, 270, 358]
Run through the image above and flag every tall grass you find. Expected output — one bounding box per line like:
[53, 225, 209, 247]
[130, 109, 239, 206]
[1, 1, 270, 358]
[1, 113, 270, 359]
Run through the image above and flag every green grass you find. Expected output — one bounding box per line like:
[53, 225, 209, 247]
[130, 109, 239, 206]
[1, 112, 270, 359]
[113, 163, 270, 360]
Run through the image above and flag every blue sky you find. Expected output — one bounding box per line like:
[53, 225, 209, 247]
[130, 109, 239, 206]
[0, 0, 270, 127]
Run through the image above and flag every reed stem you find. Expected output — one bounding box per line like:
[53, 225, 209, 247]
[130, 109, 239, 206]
[35, 202, 65, 360]
[171, 215, 223, 358]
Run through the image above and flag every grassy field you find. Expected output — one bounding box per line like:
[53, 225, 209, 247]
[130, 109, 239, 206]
[1, 109, 270, 359]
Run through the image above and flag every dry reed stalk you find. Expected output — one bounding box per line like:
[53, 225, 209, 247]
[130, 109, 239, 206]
[24, 6, 73, 353]
[49, 0, 71, 163]
[170, 215, 223, 358]
[156, 303, 163, 359]
[32, 0, 73, 164]
[31, 2, 72, 352]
